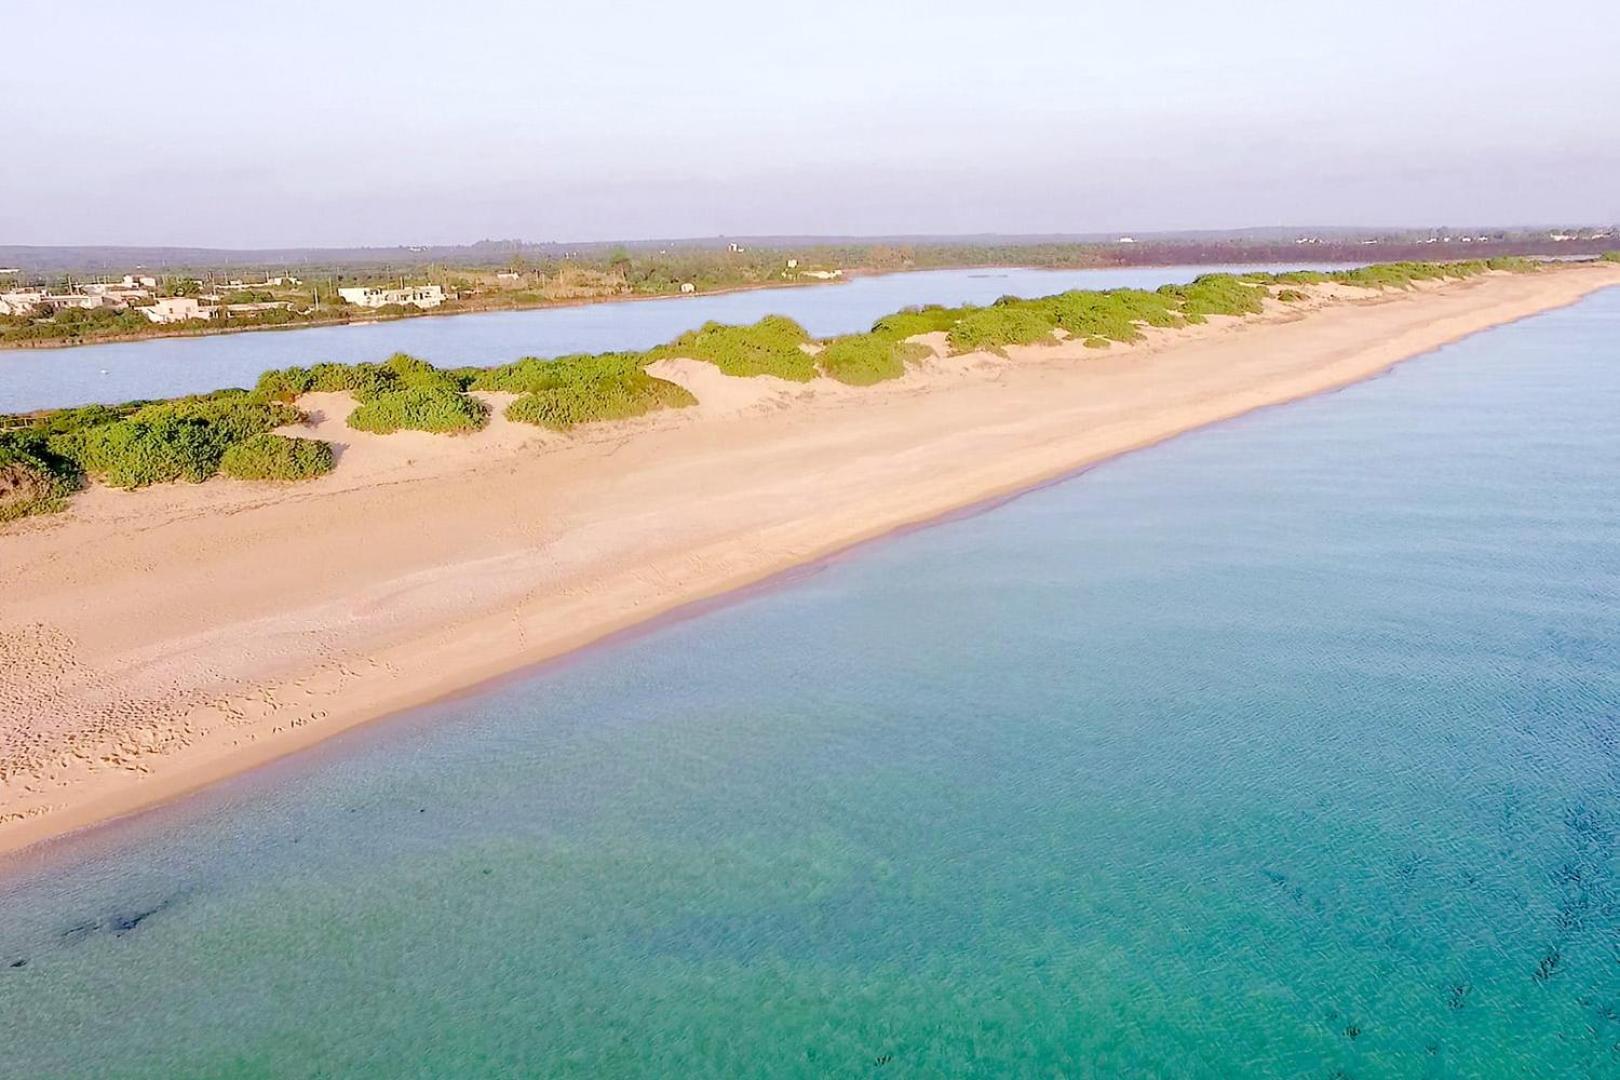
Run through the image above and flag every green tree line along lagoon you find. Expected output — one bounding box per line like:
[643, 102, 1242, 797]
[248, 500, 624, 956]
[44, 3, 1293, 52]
[0, 259, 1547, 523]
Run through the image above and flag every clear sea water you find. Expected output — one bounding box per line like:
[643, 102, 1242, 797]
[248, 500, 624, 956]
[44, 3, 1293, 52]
[0, 264, 1304, 412]
[1, 289, 1618, 1077]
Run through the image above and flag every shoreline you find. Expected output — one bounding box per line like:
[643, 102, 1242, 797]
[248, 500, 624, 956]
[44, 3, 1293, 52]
[3, 263, 1617, 858]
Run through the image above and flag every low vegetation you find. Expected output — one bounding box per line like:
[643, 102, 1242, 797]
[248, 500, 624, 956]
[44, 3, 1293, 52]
[1246, 257, 1536, 291]
[347, 387, 487, 434]
[947, 305, 1060, 353]
[480, 352, 696, 431]
[220, 433, 335, 481]
[29, 390, 301, 490]
[817, 334, 932, 386]
[648, 315, 817, 380]
[0, 431, 78, 521]
[256, 352, 463, 402]
[870, 305, 964, 341]
[0, 258, 1544, 522]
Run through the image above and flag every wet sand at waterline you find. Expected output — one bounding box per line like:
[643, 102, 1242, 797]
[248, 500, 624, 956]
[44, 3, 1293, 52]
[3, 263, 1617, 855]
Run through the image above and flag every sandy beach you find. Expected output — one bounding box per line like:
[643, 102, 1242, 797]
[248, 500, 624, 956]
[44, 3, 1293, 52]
[3, 262, 1616, 856]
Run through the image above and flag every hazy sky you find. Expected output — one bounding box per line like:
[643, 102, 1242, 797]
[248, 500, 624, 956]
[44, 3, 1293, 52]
[5, 0, 1617, 247]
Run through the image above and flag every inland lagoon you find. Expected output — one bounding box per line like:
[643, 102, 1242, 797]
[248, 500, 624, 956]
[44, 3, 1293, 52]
[1, 289, 1618, 1076]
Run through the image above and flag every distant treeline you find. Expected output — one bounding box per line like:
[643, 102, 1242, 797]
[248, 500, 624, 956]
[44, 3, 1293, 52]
[0, 257, 1563, 523]
[8, 236, 1615, 350]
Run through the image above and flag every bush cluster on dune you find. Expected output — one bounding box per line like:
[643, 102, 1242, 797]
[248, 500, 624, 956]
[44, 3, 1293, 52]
[648, 315, 817, 380]
[479, 352, 696, 431]
[816, 334, 932, 386]
[37, 390, 302, 490]
[0, 432, 78, 521]
[220, 433, 335, 481]
[347, 387, 487, 435]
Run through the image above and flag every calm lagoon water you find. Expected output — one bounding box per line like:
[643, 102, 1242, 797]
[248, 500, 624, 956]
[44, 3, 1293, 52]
[0, 264, 1298, 412]
[2, 290, 1619, 1077]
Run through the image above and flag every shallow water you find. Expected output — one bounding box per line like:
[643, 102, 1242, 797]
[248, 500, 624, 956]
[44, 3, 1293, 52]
[2, 289, 1618, 1077]
[0, 264, 1299, 412]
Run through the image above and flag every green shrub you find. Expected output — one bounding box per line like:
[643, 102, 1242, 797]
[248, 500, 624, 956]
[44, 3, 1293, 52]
[1082, 336, 1110, 349]
[220, 433, 335, 481]
[817, 334, 931, 385]
[0, 432, 78, 521]
[1043, 289, 1181, 342]
[14, 388, 304, 493]
[129, 390, 301, 442]
[30, 403, 130, 436]
[652, 315, 817, 380]
[1328, 260, 1487, 290]
[870, 305, 967, 340]
[347, 387, 488, 434]
[54, 418, 230, 489]
[947, 306, 1057, 353]
[1276, 288, 1308, 303]
[470, 351, 637, 394]
[1269, 270, 1331, 285]
[256, 354, 458, 403]
[255, 366, 315, 402]
[1603, 251, 1620, 263]
[380, 352, 463, 394]
[496, 352, 696, 430]
[1159, 274, 1269, 318]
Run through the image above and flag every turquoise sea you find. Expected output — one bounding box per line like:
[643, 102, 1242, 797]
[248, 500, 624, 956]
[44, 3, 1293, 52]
[2, 289, 1618, 1077]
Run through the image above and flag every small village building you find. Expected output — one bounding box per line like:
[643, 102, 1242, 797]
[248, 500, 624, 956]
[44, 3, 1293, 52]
[679, 282, 696, 294]
[0, 289, 46, 316]
[337, 285, 446, 310]
[143, 297, 213, 323]
[43, 293, 116, 310]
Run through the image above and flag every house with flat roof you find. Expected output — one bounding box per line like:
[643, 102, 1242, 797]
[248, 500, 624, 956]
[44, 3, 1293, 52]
[337, 285, 446, 310]
[0, 289, 46, 316]
[143, 297, 213, 323]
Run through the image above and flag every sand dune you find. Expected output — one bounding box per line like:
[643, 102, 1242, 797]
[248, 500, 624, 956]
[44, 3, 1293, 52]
[3, 263, 1617, 855]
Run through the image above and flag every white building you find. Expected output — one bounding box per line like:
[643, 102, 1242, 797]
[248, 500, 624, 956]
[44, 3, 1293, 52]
[337, 284, 446, 310]
[43, 293, 117, 310]
[143, 297, 213, 323]
[679, 282, 696, 294]
[0, 289, 46, 316]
